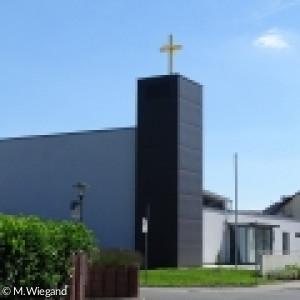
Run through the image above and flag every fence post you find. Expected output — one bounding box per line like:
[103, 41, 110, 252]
[68, 252, 87, 300]
[66, 254, 76, 300]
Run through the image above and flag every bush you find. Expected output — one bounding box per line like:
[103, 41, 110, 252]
[285, 265, 300, 279]
[90, 249, 142, 267]
[266, 264, 300, 280]
[0, 214, 96, 290]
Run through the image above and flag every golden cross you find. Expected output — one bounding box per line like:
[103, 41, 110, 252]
[160, 34, 183, 74]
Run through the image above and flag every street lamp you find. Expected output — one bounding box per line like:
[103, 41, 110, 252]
[71, 181, 89, 222]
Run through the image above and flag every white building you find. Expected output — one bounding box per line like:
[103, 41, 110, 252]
[202, 191, 300, 264]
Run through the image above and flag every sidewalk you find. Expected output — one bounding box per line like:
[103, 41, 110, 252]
[257, 280, 300, 290]
[86, 281, 300, 299]
[140, 280, 300, 292]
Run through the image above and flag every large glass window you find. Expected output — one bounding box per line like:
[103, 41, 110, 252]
[247, 228, 255, 263]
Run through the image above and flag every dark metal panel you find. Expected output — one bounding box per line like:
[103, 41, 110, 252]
[138, 146, 177, 170]
[179, 123, 202, 150]
[179, 76, 203, 104]
[177, 76, 203, 267]
[135, 75, 179, 268]
[178, 245, 202, 266]
[179, 97, 202, 128]
[178, 219, 202, 243]
[179, 170, 202, 196]
[178, 197, 203, 219]
[138, 121, 177, 146]
[179, 146, 202, 172]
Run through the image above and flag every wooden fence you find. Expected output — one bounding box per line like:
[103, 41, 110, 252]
[67, 253, 139, 299]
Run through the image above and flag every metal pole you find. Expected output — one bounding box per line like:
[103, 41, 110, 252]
[255, 221, 258, 285]
[145, 225, 148, 285]
[79, 194, 83, 222]
[145, 204, 150, 285]
[234, 153, 238, 270]
[169, 34, 173, 74]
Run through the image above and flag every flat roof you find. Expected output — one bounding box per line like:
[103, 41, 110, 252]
[227, 222, 280, 228]
[0, 126, 136, 142]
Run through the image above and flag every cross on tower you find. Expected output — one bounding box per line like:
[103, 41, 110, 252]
[160, 34, 183, 75]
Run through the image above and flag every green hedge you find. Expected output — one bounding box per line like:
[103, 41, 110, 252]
[0, 214, 96, 290]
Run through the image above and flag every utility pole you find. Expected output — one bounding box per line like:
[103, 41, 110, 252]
[234, 153, 239, 270]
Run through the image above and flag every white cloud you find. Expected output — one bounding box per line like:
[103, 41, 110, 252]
[253, 29, 289, 49]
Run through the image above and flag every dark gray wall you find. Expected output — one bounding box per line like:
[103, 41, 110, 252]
[136, 75, 179, 267]
[178, 76, 203, 266]
[135, 74, 203, 267]
[0, 128, 135, 249]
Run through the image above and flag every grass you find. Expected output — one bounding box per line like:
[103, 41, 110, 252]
[140, 268, 272, 287]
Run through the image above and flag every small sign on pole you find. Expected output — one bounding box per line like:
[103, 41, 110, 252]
[142, 217, 148, 233]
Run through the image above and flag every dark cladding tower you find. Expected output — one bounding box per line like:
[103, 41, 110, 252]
[135, 74, 203, 267]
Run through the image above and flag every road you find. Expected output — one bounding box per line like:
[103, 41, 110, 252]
[140, 281, 300, 300]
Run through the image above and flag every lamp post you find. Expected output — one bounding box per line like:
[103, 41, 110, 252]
[71, 181, 89, 222]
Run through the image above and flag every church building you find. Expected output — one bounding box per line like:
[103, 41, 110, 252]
[0, 73, 203, 268]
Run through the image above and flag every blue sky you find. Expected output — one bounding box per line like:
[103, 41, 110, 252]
[1, 0, 300, 210]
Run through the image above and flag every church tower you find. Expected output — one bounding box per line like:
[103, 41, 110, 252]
[135, 73, 203, 267]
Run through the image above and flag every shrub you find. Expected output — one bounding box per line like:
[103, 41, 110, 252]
[0, 214, 96, 290]
[90, 249, 142, 267]
[285, 265, 300, 279]
[266, 265, 300, 280]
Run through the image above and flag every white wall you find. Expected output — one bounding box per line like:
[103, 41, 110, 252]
[203, 208, 227, 264]
[0, 128, 136, 250]
[260, 254, 300, 275]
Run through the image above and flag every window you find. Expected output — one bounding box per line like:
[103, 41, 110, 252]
[256, 228, 272, 256]
[230, 226, 273, 264]
[282, 232, 290, 255]
[295, 232, 300, 238]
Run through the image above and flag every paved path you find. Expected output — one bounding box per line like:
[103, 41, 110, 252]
[139, 281, 300, 300]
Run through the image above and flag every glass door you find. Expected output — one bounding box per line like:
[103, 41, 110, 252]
[230, 226, 273, 264]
